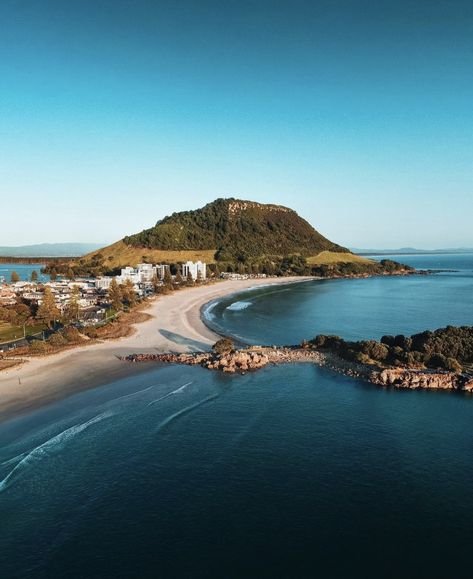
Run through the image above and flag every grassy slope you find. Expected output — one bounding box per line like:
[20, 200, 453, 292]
[83, 242, 374, 269]
[82, 240, 217, 269]
[307, 251, 373, 265]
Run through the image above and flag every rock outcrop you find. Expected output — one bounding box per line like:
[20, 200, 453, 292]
[203, 351, 269, 372]
[371, 368, 473, 392]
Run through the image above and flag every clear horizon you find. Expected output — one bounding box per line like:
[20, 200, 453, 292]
[1, 0, 472, 248]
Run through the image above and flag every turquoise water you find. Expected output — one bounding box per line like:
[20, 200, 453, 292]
[1, 254, 473, 578]
[0, 263, 48, 283]
[203, 253, 473, 344]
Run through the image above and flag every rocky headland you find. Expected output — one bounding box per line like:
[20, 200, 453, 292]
[120, 343, 473, 393]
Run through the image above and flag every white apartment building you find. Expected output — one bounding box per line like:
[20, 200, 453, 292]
[136, 263, 155, 282]
[182, 261, 206, 281]
[95, 277, 113, 290]
[117, 267, 140, 285]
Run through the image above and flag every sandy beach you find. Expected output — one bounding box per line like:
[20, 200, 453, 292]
[0, 277, 313, 421]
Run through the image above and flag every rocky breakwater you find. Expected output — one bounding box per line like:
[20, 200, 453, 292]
[371, 368, 473, 392]
[204, 350, 269, 372]
[119, 350, 271, 373]
[120, 347, 326, 374]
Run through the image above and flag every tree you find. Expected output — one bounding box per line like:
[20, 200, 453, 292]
[123, 278, 137, 307]
[31, 270, 38, 282]
[64, 285, 80, 323]
[212, 337, 235, 356]
[174, 271, 183, 286]
[151, 274, 160, 293]
[11, 271, 20, 283]
[109, 278, 123, 311]
[36, 287, 61, 329]
[186, 271, 194, 286]
[163, 268, 173, 289]
[67, 268, 75, 280]
[50, 268, 57, 281]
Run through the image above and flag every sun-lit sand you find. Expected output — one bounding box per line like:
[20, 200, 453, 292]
[0, 277, 313, 421]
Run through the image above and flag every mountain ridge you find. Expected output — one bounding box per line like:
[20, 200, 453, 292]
[0, 242, 104, 258]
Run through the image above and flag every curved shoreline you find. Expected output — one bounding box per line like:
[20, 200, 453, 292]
[0, 277, 313, 422]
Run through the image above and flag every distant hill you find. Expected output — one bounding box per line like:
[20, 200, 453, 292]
[0, 243, 104, 258]
[352, 247, 473, 256]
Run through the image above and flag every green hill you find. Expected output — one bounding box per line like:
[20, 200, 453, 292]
[123, 198, 348, 262]
[53, 198, 384, 276]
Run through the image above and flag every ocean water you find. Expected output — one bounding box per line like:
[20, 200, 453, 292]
[1, 254, 473, 578]
[0, 263, 49, 283]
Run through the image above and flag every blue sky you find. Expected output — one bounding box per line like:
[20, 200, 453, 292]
[1, 0, 472, 248]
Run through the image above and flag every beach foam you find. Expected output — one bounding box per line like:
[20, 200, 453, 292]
[226, 301, 253, 311]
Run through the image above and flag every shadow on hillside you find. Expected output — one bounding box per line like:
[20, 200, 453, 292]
[159, 329, 210, 352]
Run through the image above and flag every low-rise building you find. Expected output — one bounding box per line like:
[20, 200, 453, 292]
[0, 288, 16, 306]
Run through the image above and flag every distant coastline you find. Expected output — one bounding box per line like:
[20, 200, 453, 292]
[0, 256, 75, 265]
[353, 248, 473, 256]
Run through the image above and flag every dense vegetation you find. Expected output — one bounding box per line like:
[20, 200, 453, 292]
[123, 198, 348, 263]
[44, 199, 413, 277]
[44, 253, 412, 279]
[308, 326, 473, 373]
[310, 258, 414, 277]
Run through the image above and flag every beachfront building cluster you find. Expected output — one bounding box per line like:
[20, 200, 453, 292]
[1, 279, 106, 325]
[117, 263, 171, 284]
[182, 261, 206, 281]
[2, 261, 208, 324]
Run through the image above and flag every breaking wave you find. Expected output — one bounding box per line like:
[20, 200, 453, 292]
[226, 301, 252, 311]
[202, 301, 218, 321]
[156, 393, 219, 432]
[110, 384, 155, 404]
[0, 410, 114, 493]
[147, 381, 193, 406]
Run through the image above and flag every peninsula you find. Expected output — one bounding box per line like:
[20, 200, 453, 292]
[121, 326, 473, 393]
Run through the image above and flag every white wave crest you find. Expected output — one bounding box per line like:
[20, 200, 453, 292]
[0, 410, 114, 493]
[226, 301, 252, 311]
[156, 393, 219, 431]
[110, 384, 155, 404]
[147, 381, 193, 407]
[202, 301, 218, 321]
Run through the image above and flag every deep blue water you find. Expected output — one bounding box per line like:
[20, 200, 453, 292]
[1, 254, 473, 578]
[0, 263, 49, 283]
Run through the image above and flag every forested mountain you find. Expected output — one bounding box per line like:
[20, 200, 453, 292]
[51, 199, 403, 276]
[123, 198, 348, 262]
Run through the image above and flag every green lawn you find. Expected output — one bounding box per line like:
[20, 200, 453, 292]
[0, 321, 46, 343]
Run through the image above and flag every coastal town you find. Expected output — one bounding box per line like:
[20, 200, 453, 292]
[0, 259, 273, 352]
[0, 261, 211, 349]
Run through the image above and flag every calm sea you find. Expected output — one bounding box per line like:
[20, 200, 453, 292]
[1, 254, 473, 578]
[0, 263, 49, 283]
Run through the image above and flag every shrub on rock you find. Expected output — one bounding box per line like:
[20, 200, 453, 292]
[212, 337, 235, 356]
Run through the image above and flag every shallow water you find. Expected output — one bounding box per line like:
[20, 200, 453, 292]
[1, 254, 473, 578]
[0, 263, 49, 283]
